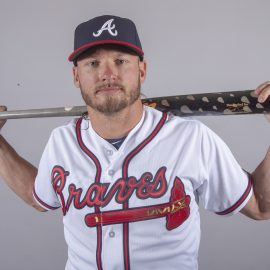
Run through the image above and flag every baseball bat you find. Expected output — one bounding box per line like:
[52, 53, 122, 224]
[0, 89, 269, 120]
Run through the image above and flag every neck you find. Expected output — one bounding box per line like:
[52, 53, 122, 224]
[87, 100, 143, 139]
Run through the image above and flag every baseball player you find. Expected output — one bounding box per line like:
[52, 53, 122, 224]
[0, 15, 270, 270]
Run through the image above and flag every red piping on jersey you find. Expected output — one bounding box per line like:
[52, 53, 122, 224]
[76, 117, 103, 270]
[76, 118, 102, 183]
[216, 173, 253, 215]
[32, 187, 59, 211]
[76, 113, 167, 270]
[122, 112, 167, 270]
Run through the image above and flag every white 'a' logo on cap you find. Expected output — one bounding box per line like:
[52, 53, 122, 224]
[93, 19, 118, 37]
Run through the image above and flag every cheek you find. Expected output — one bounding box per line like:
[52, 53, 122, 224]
[122, 68, 140, 85]
[78, 72, 96, 89]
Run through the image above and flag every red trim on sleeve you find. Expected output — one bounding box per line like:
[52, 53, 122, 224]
[33, 187, 60, 211]
[216, 173, 253, 215]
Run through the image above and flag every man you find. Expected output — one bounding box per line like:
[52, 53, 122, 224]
[0, 15, 270, 270]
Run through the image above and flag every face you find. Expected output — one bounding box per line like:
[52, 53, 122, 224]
[73, 46, 147, 116]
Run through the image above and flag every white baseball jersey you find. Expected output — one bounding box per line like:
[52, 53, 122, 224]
[33, 106, 253, 270]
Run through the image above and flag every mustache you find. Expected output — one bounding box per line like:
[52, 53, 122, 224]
[95, 83, 125, 92]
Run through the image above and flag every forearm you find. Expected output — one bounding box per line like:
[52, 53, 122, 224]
[251, 147, 270, 219]
[0, 135, 44, 211]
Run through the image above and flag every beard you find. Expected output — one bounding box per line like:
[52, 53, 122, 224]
[80, 78, 141, 116]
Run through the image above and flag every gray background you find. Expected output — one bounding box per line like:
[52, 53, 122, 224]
[0, 0, 269, 269]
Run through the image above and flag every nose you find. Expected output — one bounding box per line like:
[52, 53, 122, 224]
[100, 62, 118, 82]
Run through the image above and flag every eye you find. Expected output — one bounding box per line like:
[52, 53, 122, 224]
[86, 60, 99, 67]
[115, 59, 128, 65]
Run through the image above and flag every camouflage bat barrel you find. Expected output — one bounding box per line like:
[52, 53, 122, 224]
[142, 89, 270, 116]
[0, 90, 269, 120]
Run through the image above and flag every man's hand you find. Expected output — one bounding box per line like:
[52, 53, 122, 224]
[255, 81, 270, 122]
[240, 81, 270, 219]
[255, 81, 270, 103]
[0, 105, 7, 130]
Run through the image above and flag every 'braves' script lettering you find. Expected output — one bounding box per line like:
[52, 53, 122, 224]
[51, 166, 168, 215]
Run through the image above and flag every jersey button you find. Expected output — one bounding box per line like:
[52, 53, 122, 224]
[106, 149, 113, 156]
[108, 170, 115, 176]
[109, 231, 115, 238]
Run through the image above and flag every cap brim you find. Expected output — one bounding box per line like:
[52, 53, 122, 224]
[68, 40, 144, 61]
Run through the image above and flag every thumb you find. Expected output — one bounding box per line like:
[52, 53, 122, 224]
[0, 105, 7, 130]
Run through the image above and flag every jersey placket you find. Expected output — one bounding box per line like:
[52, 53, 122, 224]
[121, 112, 167, 270]
[76, 112, 167, 270]
[101, 144, 124, 270]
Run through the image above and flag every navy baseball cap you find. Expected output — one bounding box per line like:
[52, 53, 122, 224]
[68, 15, 144, 62]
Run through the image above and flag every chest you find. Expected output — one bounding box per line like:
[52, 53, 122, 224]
[52, 139, 199, 231]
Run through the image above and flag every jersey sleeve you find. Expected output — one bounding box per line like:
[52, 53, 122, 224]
[33, 132, 61, 211]
[197, 123, 253, 216]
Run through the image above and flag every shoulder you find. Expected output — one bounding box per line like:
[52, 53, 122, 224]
[49, 118, 80, 140]
[144, 105, 221, 133]
[144, 105, 210, 139]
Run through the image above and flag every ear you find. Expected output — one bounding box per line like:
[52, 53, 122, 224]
[73, 66, 80, 88]
[139, 60, 147, 84]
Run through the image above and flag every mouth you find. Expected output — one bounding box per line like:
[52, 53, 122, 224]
[96, 84, 123, 95]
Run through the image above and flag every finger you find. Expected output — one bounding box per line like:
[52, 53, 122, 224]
[255, 81, 270, 95]
[258, 87, 270, 103]
[254, 82, 270, 103]
[0, 105, 7, 130]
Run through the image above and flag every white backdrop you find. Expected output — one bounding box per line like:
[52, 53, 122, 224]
[0, 0, 269, 269]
